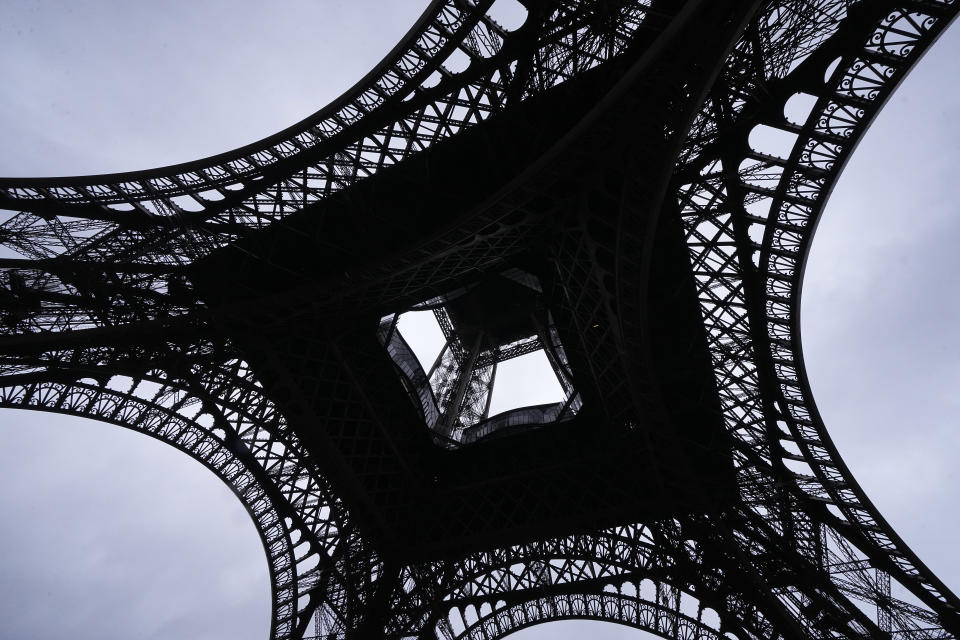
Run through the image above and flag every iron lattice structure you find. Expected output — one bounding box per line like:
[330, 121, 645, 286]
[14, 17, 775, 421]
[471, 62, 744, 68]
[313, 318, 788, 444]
[1, 1, 959, 638]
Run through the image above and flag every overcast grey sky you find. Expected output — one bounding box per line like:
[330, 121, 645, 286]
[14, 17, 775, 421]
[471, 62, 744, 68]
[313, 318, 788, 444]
[0, 2, 957, 639]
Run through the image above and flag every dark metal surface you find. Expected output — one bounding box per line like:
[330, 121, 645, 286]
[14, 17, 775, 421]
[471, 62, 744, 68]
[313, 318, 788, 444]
[1, 1, 958, 638]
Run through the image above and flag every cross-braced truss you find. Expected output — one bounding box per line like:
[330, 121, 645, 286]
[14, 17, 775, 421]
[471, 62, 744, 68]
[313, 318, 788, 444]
[1, 1, 958, 639]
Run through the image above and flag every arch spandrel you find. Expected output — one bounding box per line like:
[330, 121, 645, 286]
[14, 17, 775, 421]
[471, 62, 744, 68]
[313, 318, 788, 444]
[448, 592, 725, 640]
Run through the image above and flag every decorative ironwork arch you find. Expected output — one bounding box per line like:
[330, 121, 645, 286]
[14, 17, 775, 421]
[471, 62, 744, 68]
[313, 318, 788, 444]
[0, 342, 368, 639]
[673, 0, 960, 633]
[452, 589, 726, 640]
[0, 373, 302, 637]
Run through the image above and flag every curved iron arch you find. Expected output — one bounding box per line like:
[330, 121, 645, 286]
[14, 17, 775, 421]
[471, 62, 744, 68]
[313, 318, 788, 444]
[673, 0, 960, 634]
[450, 589, 727, 640]
[0, 0, 484, 191]
[760, 3, 959, 605]
[0, 375, 303, 638]
[391, 515, 833, 640]
[0, 0, 663, 271]
[0, 340, 372, 640]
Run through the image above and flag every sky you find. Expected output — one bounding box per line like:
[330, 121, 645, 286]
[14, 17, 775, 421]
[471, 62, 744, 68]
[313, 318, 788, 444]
[0, 2, 957, 639]
[395, 309, 567, 418]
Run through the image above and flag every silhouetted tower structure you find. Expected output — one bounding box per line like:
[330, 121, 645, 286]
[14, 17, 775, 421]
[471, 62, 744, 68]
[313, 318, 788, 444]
[1, 1, 958, 639]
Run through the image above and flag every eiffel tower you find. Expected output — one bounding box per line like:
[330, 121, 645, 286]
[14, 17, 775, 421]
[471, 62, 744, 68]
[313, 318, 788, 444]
[1, 1, 958, 638]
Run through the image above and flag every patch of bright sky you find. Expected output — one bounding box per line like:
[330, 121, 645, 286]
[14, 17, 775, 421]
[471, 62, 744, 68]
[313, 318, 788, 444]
[0, 411, 270, 639]
[397, 311, 447, 371]
[488, 0, 529, 31]
[0, 0, 432, 175]
[486, 349, 566, 415]
[396, 310, 566, 416]
[504, 620, 656, 640]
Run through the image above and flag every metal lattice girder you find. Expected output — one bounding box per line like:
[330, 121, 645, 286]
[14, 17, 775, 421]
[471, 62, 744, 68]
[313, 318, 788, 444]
[0, 0, 659, 263]
[1, 1, 959, 640]
[674, 0, 960, 635]
[0, 0, 674, 340]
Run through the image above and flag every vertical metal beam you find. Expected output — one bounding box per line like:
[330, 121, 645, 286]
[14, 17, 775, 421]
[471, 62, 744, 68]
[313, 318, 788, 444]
[428, 340, 451, 381]
[481, 360, 497, 420]
[441, 332, 483, 437]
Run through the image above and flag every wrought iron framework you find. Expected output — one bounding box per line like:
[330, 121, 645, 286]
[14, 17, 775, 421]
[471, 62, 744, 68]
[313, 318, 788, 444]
[377, 270, 579, 445]
[1, 1, 958, 639]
